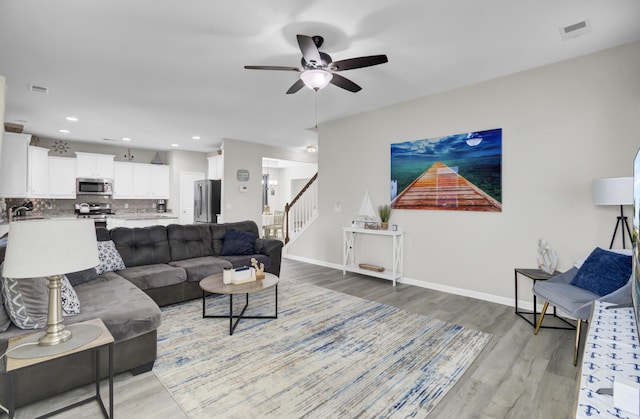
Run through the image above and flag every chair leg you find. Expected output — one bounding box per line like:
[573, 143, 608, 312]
[534, 302, 549, 335]
[573, 319, 582, 366]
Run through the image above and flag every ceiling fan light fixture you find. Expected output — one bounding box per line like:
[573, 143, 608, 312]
[300, 69, 333, 91]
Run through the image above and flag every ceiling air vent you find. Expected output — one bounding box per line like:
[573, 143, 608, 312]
[102, 138, 118, 142]
[29, 84, 49, 94]
[559, 19, 592, 41]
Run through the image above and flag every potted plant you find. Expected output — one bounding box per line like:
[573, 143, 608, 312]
[378, 204, 392, 230]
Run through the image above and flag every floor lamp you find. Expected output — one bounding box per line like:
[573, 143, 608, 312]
[3, 218, 101, 357]
[592, 177, 633, 249]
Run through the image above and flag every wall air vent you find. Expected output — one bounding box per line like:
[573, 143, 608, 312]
[559, 19, 592, 41]
[29, 84, 49, 94]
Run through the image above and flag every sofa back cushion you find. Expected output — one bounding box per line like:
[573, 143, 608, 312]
[110, 225, 171, 267]
[167, 224, 213, 261]
[210, 221, 260, 256]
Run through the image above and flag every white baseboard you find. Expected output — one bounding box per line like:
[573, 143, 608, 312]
[284, 255, 546, 311]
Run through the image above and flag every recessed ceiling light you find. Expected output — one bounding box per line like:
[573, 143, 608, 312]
[192, 136, 201, 140]
[306, 145, 318, 153]
[65, 116, 78, 122]
[59, 129, 70, 134]
[122, 137, 131, 142]
[171, 143, 179, 147]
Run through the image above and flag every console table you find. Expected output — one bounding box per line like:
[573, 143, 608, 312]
[575, 300, 640, 418]
[342, 227, 404, 286]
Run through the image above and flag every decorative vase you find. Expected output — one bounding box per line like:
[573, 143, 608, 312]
[381, 222, 389, 230]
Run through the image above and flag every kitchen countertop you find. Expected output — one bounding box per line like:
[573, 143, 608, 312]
[111, 213, 179, 220]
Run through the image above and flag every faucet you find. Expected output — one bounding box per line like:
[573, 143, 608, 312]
[9, 206, 30, 222]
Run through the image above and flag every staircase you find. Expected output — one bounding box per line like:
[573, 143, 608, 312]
[284, 173, 318, 244]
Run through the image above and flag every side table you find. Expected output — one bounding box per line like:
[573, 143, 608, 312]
[3, 318, 114, 419]
[514, 268, 574, 330]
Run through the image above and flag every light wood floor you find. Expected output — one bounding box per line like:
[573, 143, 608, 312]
[6, 258, 578, 418]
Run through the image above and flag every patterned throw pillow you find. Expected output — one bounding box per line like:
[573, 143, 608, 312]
[96, 240, 126, 275]
[0, 267, 81, 329]
[61, 275, 80, 315]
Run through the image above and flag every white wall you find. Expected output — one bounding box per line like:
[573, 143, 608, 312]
[221, 139, 317, 223]
[287, 41, 640, 307]
[264, 164, 317, 211]
[166, 149, 208, 213]
[0, 75, 5, 161]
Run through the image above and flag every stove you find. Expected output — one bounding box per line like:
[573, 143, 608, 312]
[75, 203, 115, 227]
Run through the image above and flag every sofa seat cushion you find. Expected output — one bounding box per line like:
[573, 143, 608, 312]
[70, 272, 161, 341]
[116, 264, 186, 291]
[169, 256, 232, 282]
[0, 273, 161, 343]
[220, 254, 270, 271]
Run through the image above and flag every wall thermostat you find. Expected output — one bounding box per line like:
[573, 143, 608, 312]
[239, 185, 248, 193]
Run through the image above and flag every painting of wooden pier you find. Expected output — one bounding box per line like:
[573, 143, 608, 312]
[391, 162, 502, 211]
[390, 128, 502, 212]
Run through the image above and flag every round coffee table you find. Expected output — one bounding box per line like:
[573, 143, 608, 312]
[199, 272, 279, 335]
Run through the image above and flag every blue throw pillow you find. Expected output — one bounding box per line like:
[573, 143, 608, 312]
[570, 247, 632, 296]
[220, 228, 256, 256]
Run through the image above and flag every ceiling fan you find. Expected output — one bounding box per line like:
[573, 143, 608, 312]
[244, 34, 388, 94]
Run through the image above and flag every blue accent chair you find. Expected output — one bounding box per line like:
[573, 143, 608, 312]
[533, 266, 632, 365]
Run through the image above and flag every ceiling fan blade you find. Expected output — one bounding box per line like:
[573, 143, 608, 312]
[286, 79, 305, 94]
[330, 55, 389, 71]
[330, 73, 362, 93]
[297, 34, 322, 67]
[244, 65, 301, 72]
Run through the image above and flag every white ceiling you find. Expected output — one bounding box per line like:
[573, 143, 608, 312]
[1, 1, 639, 154]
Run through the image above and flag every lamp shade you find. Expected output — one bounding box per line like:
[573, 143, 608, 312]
[3, 219, 99, 278]
[300, 69, 333, 90]
[592, 177, 633, 206]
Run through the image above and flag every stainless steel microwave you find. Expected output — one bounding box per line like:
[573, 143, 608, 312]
[76, 178, 113, 195]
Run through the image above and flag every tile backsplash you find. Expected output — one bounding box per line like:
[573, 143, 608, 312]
[2, 197, 167, 222]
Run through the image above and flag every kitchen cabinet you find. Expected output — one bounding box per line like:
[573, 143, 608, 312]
[207, 155, 223, 180]
[75, 152, 115, 179]
[113, 162, 133, 197]
[132, 164, 152, 197]
[0, 133, 29, 198]
[113, 162, 169, 199]
[27, 146, 49, 197]
[48, 157, 76, 198]
[151, 164, 170, 198]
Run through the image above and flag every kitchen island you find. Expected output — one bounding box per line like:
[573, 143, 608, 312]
[107, 213, 179, 229]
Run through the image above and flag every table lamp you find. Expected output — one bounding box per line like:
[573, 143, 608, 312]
[592, 177, 633, 249]
[3, 219, 100, 356]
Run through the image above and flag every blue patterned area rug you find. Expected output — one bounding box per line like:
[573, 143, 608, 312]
[153, 279, 491, 418]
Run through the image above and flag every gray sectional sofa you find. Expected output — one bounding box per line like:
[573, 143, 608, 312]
[0, 220, 283, 409]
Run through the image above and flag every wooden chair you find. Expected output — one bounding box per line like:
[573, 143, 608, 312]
[265, 210, 285, 239]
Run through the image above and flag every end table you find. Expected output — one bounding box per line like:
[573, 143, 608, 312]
[3, 318, 114, 419]
[514, 268, 574, 330]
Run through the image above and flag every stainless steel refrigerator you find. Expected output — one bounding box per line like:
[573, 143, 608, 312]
[194, 179, 221, 223]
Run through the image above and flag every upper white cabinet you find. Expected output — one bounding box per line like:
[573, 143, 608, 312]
[28, 146, 49, 198]
[75, 152, 115, 179]
[150, 164, 170, 198]
[0, 133, 30, 198]
[48, 157, 76, 198]
[113, 162, 134, 197]
[207, 155, 223, 180]
[113, 162, 169, 199]
[132, 164, 152, 197]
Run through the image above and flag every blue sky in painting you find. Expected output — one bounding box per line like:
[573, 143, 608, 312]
[391, 128, 502, 160]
